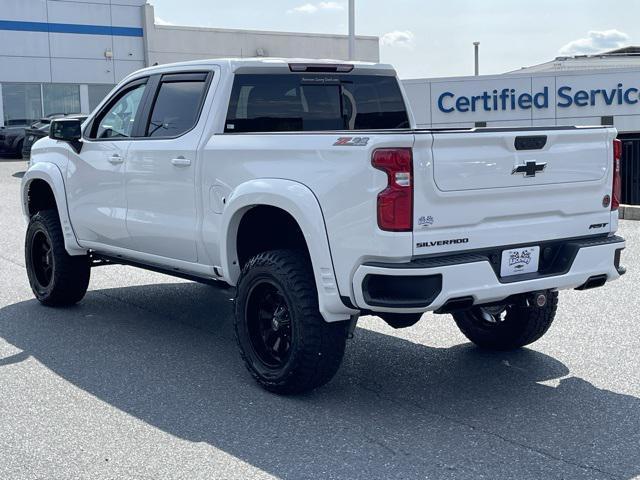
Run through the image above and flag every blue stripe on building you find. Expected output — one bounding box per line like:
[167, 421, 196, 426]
[0, 20, 143, 37]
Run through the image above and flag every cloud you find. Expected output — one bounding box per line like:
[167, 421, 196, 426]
[559, 29, 629, 56]
[380, 30, 415, 48]
[318, 1, 344, 9]
[155, 16, 173, 26]
[288, 2, 344, 14]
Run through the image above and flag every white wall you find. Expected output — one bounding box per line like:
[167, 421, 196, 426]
[403, 68, 640, 133]
[0, 0, 145, 84]
[1, 1, 380, 84]
[142, 4, 380, 66]
[0, 0, 380, 126]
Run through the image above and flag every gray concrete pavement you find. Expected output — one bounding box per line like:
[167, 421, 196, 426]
[1, 159, 639, 479]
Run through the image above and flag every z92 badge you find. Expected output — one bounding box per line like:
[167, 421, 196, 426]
[334, 137, 369, 146]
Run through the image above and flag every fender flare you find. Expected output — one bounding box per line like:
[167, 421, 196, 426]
[221, 179, 357, 322]
[21, 163, 87, 256]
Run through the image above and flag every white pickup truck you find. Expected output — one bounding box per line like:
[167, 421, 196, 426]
[21, 58, 626, 394]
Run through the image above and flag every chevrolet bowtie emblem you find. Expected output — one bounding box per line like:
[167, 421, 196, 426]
[512, 161, 547, 177]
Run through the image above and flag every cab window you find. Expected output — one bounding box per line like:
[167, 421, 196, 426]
[144, 73, 210, 138]
[225, 74, 409, 133]
[91, 82, 147, 139]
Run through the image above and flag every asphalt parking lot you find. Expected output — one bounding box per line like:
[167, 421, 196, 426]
[1, 159, 639, 480]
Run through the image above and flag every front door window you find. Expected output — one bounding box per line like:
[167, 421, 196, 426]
[95, 84, 146, 139]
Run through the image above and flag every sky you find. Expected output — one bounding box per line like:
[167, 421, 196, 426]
[150, 0, 639, 79]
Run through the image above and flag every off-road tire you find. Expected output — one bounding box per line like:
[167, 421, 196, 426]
[25, 209, 90, 306]
[234, 249, 350, 394]
[452, 291, 558, 350]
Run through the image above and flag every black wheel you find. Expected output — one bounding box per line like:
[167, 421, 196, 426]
[379, 312, 423, 329]
[234, 249, 350, 394]
[25, 209, 90, 306]
[452, 291, 558, 350]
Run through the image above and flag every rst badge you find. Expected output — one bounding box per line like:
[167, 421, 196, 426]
[334, 137, 369, 146]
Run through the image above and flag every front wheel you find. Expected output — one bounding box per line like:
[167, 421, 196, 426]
[452, 291, 558, 350]
[234, 249, 350, 394]
[25, 209, 90, 306]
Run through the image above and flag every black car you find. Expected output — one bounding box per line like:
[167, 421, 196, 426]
[22, 114, 87, 160]
[0, 119, 32, 159]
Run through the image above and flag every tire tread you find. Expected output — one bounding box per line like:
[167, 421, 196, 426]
[453, 291, 558, 350]
[26, 209, 90, 306]
[234, 249, 349, 394]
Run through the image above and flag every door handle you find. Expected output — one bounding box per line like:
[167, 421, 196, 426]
[108, 154, 124, 165]
[171, 157, 191, 167]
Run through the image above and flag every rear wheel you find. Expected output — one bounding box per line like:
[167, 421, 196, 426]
[452, 291, 558, 350]
[25, 209, 90, 306]
[234, 249, 350, 394]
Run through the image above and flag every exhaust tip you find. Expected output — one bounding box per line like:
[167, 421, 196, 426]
[534, 293, 547, 308]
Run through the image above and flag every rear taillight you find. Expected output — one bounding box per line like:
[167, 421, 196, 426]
[372, 148, 413, 231]
[612, 139, 622, 210]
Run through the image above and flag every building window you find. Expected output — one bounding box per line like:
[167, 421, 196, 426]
[1, 83, 42, 126]
[88, 84, 115, 112]
[43, 84, 81, 116]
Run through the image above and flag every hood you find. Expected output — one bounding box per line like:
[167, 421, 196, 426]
[1, 125, 27, 134]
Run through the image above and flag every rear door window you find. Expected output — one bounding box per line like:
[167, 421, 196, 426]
[225, 74, 409, 133]
[145, 73, 210, 138]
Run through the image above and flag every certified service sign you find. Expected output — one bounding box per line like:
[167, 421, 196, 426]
[406, 69, 640, 127]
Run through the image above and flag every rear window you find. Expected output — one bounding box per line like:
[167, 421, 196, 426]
[225, 74, 409, 133]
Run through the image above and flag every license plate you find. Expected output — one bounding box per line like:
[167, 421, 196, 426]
[500, 246, 540, 277]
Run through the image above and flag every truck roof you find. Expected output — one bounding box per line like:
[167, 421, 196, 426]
[126, 57, 396, 81]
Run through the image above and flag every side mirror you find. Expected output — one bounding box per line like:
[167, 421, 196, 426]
[50, 118, 83, 153]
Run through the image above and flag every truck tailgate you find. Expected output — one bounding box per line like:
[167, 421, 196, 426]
[433, 128, 608, 191]
[412, 127, 618, 257]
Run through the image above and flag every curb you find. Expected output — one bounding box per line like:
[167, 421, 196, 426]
[619, 205, 640, 221]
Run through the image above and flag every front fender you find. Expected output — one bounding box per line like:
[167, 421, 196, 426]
[21, 163, 86, 256]
[221, 179, 357, 322]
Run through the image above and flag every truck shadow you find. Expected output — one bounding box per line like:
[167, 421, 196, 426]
[0, 282, 639, 479]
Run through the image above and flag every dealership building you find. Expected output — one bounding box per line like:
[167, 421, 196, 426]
[2, 2, 639, 203]
[0, 0, 379, 127]
[403, 47, 640, 204]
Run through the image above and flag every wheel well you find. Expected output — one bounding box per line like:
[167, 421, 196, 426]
[236, 206, 309, 268]
[27, 179, 57, 217]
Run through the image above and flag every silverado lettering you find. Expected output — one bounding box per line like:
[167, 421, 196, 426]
[416, 238, 470, 248]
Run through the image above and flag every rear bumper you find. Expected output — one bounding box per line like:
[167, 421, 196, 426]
[352, 235, 625, 313]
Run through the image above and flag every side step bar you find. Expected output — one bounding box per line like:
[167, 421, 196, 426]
[90, 252, 232, 289]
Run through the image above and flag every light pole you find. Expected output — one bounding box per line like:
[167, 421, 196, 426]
[348, 0, 355, 60]
[473, 41, 480, 76]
